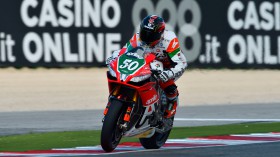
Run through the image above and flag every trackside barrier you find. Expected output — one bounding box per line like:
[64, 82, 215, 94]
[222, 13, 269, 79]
[0, 0, 279, 68]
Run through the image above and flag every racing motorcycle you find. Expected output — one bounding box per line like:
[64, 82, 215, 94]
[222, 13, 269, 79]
[101, 47, 174, 152]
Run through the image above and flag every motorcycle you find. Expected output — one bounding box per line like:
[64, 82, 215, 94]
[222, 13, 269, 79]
[101, 46, 174, 152]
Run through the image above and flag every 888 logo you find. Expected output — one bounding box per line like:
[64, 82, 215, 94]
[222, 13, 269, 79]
[132, 0, 202, 62]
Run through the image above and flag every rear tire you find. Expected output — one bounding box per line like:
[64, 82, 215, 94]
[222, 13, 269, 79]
[101, 100, 123, 152]
[139, 129, 172, 149]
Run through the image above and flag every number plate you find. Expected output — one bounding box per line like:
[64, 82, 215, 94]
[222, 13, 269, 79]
[118, 55, 145, 75]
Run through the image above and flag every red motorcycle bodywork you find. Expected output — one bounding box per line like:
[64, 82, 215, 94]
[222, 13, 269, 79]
[107, 52, 158, 108]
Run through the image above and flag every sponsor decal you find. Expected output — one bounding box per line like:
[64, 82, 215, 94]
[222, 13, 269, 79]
[126, 52, 141, 58]
[144, 25, 154, 30]
[146, 94, 157, 105]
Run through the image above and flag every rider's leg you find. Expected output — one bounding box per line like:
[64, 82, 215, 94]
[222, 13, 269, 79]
[159, 80, 179, 118]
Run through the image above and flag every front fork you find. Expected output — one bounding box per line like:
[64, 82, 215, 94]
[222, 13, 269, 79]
[102, 88, 138, 131]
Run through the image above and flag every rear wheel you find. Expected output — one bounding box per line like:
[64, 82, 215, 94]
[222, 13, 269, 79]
[139, 129, 172, 149]
[101, 100, 123, 152]
[139, 117, 174, 149]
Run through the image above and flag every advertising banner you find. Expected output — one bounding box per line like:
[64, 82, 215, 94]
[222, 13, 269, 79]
[0, 0, 279, 68]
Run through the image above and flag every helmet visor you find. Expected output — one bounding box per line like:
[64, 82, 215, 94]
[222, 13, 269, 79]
[140, 29, 161, 45]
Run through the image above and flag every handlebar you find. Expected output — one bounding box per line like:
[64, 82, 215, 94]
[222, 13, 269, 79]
[150, 69, 161, 75]
[150, 69, 162, 83]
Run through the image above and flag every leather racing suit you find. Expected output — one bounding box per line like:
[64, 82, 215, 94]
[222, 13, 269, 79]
[107, 30, 187, 118]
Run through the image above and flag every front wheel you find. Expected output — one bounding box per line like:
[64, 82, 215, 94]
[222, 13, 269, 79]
[101, 100, 123, 152]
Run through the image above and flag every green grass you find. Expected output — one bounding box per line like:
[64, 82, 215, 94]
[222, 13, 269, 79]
[0, 122, 280, 152]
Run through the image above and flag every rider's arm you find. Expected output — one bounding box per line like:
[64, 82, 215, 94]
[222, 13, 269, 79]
[168, 48, 187, 80]
[161, 32, 187, 81]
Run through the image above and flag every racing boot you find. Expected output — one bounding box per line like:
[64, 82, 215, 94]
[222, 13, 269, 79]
[164, 97, 178, 118]
[160, 82, 179, 119]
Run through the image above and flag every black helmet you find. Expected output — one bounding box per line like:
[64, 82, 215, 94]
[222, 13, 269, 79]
[140, 15, 165, 46]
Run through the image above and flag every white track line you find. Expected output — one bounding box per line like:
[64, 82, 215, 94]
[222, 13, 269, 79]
[167, 139, 265, 145]
[232, 133, 280, 138]
[174, 118, 280, 122]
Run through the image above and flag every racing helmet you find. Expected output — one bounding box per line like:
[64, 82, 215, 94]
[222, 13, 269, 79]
[139, 15, 165, 46]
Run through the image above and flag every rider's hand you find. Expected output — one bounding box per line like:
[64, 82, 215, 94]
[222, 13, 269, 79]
[158, 70, 174, 82]
[106, 50, 120, 65]
[105, 56, 115, 65]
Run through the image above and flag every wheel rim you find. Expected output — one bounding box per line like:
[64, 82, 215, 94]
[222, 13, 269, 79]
[111, 126, 122, 147]
[156, 118, 174, 146]
[156, 132, 169, 146]
[111, 112, 124, 147]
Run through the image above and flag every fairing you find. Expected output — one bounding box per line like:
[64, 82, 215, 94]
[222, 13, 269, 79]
[106, 47, 159, 138]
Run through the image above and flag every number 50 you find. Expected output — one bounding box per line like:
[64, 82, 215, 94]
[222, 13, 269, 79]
[119, 59, 139, 70]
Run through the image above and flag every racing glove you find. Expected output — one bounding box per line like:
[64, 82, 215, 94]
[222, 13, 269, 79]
[158, 70, 174, 82]
[105, 50, 120, 65]
[105, 56, 115, 65]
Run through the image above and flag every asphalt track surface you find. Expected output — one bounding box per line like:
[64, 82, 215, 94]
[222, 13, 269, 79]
[1, 103, 280, 157]
[1, 103, 280, 136]
[98, 142, 280, 157]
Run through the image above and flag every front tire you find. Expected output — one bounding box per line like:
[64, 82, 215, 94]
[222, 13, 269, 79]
[101, 100, 123, 152]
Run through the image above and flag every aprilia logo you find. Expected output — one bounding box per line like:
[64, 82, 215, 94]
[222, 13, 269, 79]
[172, 41, 178, 49]
[146, 94, 157, 105]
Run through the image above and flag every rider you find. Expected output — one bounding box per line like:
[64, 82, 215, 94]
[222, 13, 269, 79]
[106, 15, 187, 118]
